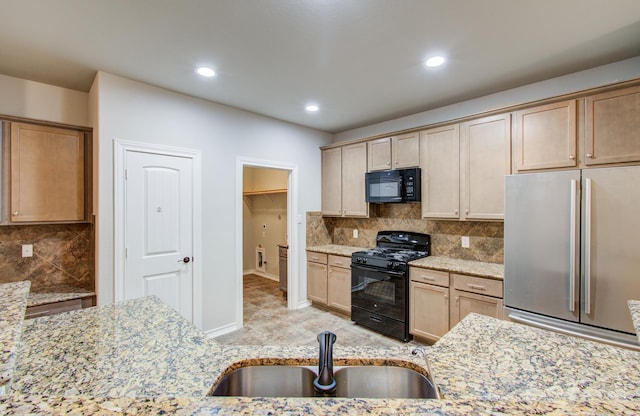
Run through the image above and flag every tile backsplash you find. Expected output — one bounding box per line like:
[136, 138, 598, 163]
[0, 224, 94, 291]
[307, 204, 503, 263]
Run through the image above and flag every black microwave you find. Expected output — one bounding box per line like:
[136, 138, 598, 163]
[365, 168, 421, 203]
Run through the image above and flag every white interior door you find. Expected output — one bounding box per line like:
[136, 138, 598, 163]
[124, 150, 194, 322]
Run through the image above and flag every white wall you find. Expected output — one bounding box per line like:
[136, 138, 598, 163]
[334, 56, 640, 142]
[89, 72, 332, 332]
[0, 73, 89, 126]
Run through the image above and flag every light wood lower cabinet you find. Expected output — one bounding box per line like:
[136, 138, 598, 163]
[307, 251, 351, 315]
[450, 273, 504, 327]
[327, 255, 351, 314]
[409, 266, 503, 342]
[307, 252, 328, 304]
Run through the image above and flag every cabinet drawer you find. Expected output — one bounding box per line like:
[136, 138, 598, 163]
[452, 273, 503, 298]
[307, 251, 328, 264]
[328, 254, 350, 268]
[409, 267, 449, 287]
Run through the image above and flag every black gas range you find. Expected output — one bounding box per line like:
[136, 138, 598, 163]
[351, 231, 431, 342]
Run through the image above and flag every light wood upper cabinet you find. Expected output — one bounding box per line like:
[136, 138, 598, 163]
[10, 122, 85, 222]
[585, 85, 640, 166]
[420, 125, 460, 219]
[421, 117, 510, 221]
[341, 143, 368, 217]
[321, 143, 368, 217]
[321, 147, 342, 216]
[368, 132, 420, 171]
[460, 114, 511, 220]
[512, 100, 577, 172]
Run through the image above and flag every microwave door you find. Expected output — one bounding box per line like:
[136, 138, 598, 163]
[368, 178, 403, 203]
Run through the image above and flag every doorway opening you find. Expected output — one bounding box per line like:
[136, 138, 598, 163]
[236, 158, 300, 329]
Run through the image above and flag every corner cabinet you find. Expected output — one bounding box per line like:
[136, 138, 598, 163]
[321, 143, 368, 217]
[512, 100, 577, 172]
[9, 122, 87, 222]
[421, 113, 511, 221]
[367, 132, 420, 171]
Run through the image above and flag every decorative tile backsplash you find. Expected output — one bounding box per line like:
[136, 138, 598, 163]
[307, 204, 503, 263]
[0, 224, 94, 291]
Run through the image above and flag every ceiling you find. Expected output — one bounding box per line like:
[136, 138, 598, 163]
[1, 1, 640, 133]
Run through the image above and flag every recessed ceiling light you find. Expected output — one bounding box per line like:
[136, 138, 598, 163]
[425, 56, 446, 67]
[196, 66, 216, 77]
[305, 104, 319, 112]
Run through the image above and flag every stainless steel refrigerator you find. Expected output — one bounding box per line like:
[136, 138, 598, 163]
[504, 166, 640, 350]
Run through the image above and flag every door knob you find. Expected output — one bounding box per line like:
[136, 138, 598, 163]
[178, 257, 191, 263]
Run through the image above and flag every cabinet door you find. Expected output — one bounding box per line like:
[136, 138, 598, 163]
[450, 288, 503, 327]
[11, 122, 85, 222]
[420, 125, 460, 219]
[307, 261, 328, 305]
[392, 132, 420, 169]
[341, 142, 368, 217]
[460, 114, 511, 220]
[513, 100, 577, 171]
[585, 86, 640, 166]
[321, 147, 342, 216]
[328, 264, 351, 315]
[367, 137, 392, 171]
[410, 281, 450, 343]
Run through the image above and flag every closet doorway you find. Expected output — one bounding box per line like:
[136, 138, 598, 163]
[242, 166, 290, 319]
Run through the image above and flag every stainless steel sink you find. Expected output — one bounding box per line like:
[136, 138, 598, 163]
[333, 365, 437, 398]
[209, 364, 438, 398]
[210, 365, 316, 397]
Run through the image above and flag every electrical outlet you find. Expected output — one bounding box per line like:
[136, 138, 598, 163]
[461, 236, 470, 249]
[22, 244, 33, 257]
[352, 229, 359, 238]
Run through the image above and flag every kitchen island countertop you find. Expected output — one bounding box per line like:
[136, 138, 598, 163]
[0, 281, 30, 392]
[2, 295, 640, 414]
[629, 300, 640, 344]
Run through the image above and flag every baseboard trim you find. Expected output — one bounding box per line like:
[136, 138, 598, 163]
[243, 269, 279, 282]
[204, 322, 240, 339]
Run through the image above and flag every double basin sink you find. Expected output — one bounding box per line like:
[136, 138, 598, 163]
[209, 363, 439, 399]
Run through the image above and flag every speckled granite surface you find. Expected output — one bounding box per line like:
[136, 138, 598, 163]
[629, 300, 640, 344]
[2, 295, 640, 414]
[0, 281, 30, 391]
[306, 244, 367, 257]
[27, 284, 95, 307]
[307, 245, 503, 280]
[410, 256, 503, 280]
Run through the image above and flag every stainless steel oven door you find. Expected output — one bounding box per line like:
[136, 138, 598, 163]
[351, 263, 406, 322]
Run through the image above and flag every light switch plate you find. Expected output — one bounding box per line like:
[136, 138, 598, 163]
[461, 236, 470, 248]
[22, 244, 33, 257]
[352, 229, 359, 238]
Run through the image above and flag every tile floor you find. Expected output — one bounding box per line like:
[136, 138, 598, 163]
[214, 274, 425, 348]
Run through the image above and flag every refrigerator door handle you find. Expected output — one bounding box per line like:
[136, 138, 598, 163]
[584, 177, 593, 315]
[569, 179, 578, 312]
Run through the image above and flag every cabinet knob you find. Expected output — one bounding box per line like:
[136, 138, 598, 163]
[586, 153, 593, 158]
[569, 154, 575, 160]
[465, 209, 469, 215]
[13, 211, 18, 216]
[386, 161, 391, 165]
[454, 210, 458, 215]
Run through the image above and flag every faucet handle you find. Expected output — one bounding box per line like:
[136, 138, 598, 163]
[314, 331, 337, 393]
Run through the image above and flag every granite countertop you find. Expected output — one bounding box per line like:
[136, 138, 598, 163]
[308, 244, 504, 280]
[306, 244, 368, 257]
[629, 300, 640, 344]
[27, 284, 95, 307]
[410, 256, 504, 280]
[0, 281, 30, 393]
[1, 295, 639, 414]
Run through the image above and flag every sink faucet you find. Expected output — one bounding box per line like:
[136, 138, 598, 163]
[313, 331, 337, 393]
[411, 347, 442, 399]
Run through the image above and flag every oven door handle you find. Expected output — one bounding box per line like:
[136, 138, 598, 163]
[350, 263, 405, 276]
